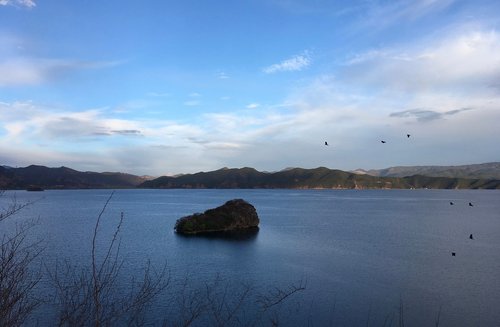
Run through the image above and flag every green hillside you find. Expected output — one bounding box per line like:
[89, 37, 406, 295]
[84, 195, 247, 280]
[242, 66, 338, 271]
[140, 167, 500, 189]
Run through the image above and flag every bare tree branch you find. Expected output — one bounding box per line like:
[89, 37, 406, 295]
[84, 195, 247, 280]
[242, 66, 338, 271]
[0, 191, 42, 327]
[256, 280, 306, 312]
[52, 191, 169, 326]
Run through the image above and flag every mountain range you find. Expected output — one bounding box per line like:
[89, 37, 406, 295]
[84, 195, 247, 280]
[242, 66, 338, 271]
[355, 162, 500, 180]
[1, 163, 499, 190]
[0, 165, 148, 189]
[139, 166, 500, 189]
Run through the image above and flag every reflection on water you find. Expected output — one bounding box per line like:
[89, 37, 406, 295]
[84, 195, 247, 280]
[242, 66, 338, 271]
[175, 227, 260, 242]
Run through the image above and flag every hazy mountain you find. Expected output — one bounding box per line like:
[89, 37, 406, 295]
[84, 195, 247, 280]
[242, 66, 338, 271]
[362, 162, 500, 179]
[140, 167, 500, 190]
[0, 165, 148, 189]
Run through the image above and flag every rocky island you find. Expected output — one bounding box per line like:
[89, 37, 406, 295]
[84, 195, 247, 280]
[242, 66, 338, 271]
[174, 199, 260, 235]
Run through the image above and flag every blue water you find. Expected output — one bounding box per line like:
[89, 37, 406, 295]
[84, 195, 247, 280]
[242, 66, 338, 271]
[2, 189, 500, 326]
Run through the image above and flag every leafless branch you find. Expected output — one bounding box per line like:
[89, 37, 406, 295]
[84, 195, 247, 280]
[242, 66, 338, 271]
[256, 280, 306, 312]
[0, 191, 42, 327]
[52, 191, 169, 326]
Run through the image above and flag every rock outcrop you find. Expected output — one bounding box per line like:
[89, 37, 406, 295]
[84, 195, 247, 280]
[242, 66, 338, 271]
[174, 199, 259, 235]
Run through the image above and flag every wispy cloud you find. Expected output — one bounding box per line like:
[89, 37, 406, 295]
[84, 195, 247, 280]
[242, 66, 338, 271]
[0, 101, 145, 142]
[246, 103, 260, 109]
[0, 57, 124, 86]
[111, 129, 142, 135]
[389, 108, 473, 122]
[269, 0, 455, 27]
[343, 30, 500, 93]
[216, 71, 229, 79]
[356, 0, 457, 30]
[0, 0, 36, 8]
[263, 52, 311, 74]
[183, 92, 202, 106]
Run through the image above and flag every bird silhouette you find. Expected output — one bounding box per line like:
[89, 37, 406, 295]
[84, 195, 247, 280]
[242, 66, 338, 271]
[381, 140, 386, 144]
[407, 134, 411, 138]
[451, 252, 456, 256]
[450, 201, 454, 205]
[469, 202, 474, 207]
[325, 141, 328, 146]
[469, 234, 474, 240]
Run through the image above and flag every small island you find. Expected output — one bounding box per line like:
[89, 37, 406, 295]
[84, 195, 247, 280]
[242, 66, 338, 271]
[174, 199, 260, 235]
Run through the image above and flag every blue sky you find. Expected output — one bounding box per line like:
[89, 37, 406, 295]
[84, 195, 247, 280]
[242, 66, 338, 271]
[1, 0, 500, 175]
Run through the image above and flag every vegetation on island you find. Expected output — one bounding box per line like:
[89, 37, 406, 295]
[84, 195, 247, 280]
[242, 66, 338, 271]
[174, 199, 260, 234]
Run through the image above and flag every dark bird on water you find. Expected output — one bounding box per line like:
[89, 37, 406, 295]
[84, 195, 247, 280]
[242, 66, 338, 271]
[469, 202, 474, 207]
[470, 234, 474, 240]
[450, 201, 454, 205]
[325, 141, 328, 146]
[452, 252, 456, 256]
[407, 134, 411, 138]
[381, 140, 386, 144]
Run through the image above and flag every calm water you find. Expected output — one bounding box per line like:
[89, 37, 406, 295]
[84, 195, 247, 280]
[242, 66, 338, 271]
[2, 189, 500, 326]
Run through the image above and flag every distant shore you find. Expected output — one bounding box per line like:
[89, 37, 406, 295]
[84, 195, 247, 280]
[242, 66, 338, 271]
[2, 164, 499, 190]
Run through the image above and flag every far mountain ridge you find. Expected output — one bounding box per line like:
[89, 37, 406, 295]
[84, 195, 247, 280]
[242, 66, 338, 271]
[0, 165, 148, 189]
[140, 166, 500, 190]
[1, 163, 500, 190]
[361, 162, 500, 179]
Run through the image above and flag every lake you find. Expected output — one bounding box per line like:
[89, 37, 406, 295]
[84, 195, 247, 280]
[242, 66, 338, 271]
[1, 189, 500, 326]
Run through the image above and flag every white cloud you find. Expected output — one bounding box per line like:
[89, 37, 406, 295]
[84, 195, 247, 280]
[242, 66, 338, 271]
[263, 52, 311, 74]
[270, 0, 456, 30]
[0, 59, 51, 86]
[365, 0, 456, 25]
[389, 108, 473, 122]
[0, 0, 36, 8]
[216, 72, 229, 79]
[2, 26, 500, 175]
[343, 30, 500, 93]
[0, 57, 123, 86]
[0, 101, 148, 143]
[246, 103, 260, 109]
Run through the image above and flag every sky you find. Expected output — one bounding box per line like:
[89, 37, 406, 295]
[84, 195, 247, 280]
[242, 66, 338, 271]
[1, 0, 500, 176]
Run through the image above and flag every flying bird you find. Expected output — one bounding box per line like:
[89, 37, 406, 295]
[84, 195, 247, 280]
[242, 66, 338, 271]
[407, 134, 411, 138]
[451, 252, 456, 256]
[469, 202, 474, 207]
[450, 202, 454, 205]
[325, 141, 328, 146]
[469, 234, 474, 240]
[381, 140, 386, 144]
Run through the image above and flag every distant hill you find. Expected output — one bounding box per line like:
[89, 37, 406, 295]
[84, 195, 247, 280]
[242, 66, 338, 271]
[0, 165, 148, 190]
[140, 167, 500, 190]
[2, 164, 499, 190]
[361, 162, 500, 179]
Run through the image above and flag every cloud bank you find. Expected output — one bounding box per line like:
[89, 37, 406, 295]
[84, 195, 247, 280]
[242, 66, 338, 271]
[344, 30, 500, 93]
